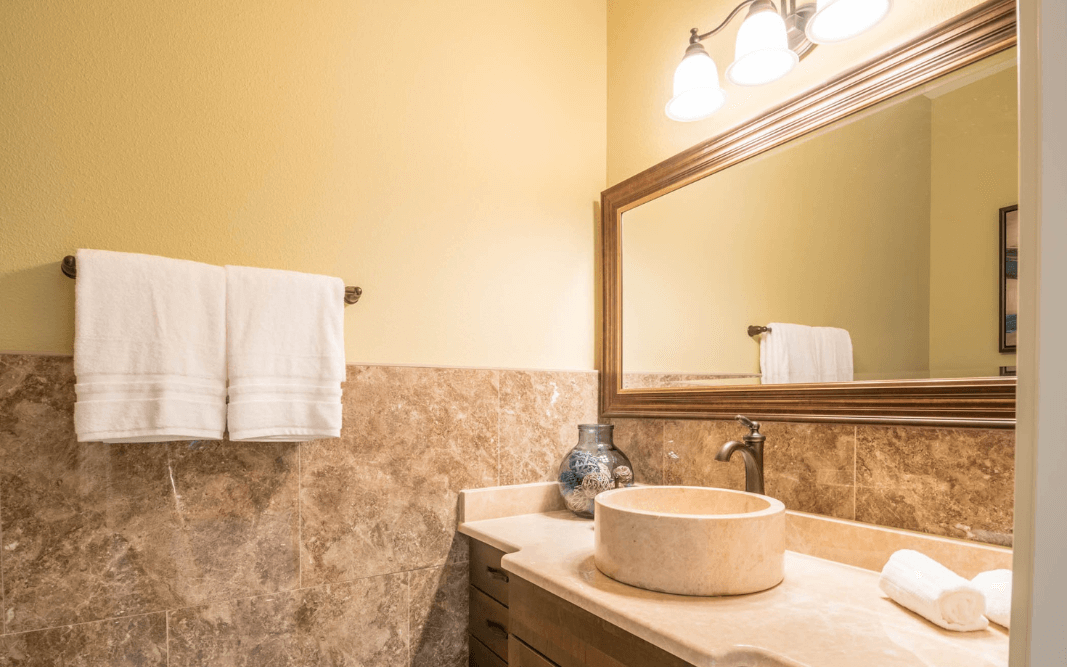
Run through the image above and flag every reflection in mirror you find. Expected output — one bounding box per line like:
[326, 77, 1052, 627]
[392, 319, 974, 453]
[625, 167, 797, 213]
[622, 48, 1018, 389]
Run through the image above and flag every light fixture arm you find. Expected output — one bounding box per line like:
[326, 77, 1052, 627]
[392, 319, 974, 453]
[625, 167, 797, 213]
[689, 0, 775, 43]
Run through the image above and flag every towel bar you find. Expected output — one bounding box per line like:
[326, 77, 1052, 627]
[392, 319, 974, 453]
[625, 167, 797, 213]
[748, 325, 771, 337]
[61, 255, 362, 305]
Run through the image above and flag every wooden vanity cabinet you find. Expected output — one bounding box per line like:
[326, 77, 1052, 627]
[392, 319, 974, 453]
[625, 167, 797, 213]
[469, 540, 511, 667]
[468, 538, 692, 667]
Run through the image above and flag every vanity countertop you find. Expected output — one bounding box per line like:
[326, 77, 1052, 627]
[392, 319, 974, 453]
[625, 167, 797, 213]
[458, 508, 1009, 667]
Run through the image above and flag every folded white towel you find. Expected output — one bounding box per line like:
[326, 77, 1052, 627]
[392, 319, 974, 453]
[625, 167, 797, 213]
[812, 326, 853, 382]
[225, 265, 345, 441]
[73, 249, 227, 442]
[879, 550, 988, 632]
[972, 569, 1012, 628]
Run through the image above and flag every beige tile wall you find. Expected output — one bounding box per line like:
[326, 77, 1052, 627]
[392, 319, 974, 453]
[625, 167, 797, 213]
[0, 354, 597, 666]
[613, 418, 1015, 546]
[0, 353, 1014, 664]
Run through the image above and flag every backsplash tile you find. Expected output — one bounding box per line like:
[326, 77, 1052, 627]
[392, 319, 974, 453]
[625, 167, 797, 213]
[299, 365, 500, 587]
[609, 418, 664, 485]
[499, 370, 599, 486]
[762, 422, 855, 520]
[0, 353, 300, 633]
[617, 415, 1014, 546]
[0, 351, 1017, 664]
[167, 573, 409, 667]
[855, 425, 1015, 545]
[0, 354, 596, 664]
[0, 612, 167, 666]
[409, 562, 469, 667]
[662, 420, 747, 489]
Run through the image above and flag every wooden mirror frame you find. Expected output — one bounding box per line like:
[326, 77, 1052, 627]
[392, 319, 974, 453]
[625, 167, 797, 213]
[600, 0, 1017, 428]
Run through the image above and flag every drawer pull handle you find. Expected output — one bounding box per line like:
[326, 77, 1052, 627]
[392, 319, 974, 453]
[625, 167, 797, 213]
[486, 620, 508, 639]
[486, 566, 509, 583]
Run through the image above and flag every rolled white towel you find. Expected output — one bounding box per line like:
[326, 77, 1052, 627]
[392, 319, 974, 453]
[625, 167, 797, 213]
[879, 550, 988, 632]
[972, 569, 1012, 629]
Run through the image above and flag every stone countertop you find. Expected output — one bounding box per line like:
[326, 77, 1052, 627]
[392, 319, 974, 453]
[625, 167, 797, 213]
[458, 509, 1009, 667]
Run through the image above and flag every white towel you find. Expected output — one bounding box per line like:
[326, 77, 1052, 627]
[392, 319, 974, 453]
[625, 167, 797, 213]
[879, 550, 988, 632]
[812, 326, 853, 382]
[760, 323, 853, 384]
[225, 265, 345, 441]
[972, 569, 1012, 629]
[73, 249, 227, 443]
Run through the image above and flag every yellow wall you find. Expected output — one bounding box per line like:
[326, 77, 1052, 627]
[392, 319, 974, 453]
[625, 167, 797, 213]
[607, 0, 991, 186]
[929, 67, 1019, 376]
[0, 0, 606, 370]
[622, 96, 933, 381]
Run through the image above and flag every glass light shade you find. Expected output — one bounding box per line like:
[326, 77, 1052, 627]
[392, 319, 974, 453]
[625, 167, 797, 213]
[805, 0, 892, 44]
[666, 43, 727, 122]
[726, 8, 799, 86]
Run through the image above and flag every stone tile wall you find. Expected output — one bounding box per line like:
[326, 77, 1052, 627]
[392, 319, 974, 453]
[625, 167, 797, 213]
[0, 354, 597, 666]
[613, 418, 1015, 546]
[0, 353, 1015, 664]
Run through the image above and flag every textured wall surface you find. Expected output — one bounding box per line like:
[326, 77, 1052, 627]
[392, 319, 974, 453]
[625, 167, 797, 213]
[607, 0, 993, 185]
[0, 0, 606, 370]
[0, 353, 597, 665]
[623, 95, 933, 381]
[613, 418, 1015, 547]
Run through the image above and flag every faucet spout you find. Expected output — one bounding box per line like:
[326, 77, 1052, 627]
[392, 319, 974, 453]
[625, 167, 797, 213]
[715, 440, 746, 462]
[715, 415, 767, 495]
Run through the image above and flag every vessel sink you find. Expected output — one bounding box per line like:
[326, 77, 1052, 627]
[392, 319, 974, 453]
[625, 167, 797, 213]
[594, 486, 785, 596]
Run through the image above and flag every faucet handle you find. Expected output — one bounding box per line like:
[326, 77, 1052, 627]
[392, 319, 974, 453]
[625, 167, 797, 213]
[735, 415, 761, 433]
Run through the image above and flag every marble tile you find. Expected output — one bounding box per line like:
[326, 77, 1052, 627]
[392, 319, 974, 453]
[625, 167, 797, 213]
[409, 563, 468, 667]
[662, 420, 747, 489]
[609, 419, 664, 485]
[0, 354, 300, 632]
[300, 365, 499, 587]
[761, 422, 855, 519]
[855, 426, 1015, 544]
[0, 612, 167, 666]
[168, 573, 408, 667]
[498, 370, 599, 486]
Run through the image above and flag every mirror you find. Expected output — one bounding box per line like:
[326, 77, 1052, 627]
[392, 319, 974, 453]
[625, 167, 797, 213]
[621, 48, 1018, 390]
[600, 0, 1016, 426]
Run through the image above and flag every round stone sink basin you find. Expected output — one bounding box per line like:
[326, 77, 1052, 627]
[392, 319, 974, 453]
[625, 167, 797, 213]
[594, 486, 785, 596]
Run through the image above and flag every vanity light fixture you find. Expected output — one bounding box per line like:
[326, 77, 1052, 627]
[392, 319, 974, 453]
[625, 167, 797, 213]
[666, 0, 892, 121]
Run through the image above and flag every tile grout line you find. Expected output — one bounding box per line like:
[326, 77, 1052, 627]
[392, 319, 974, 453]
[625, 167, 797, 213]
[0, 609, 165, 640]
[165, 609, 170, 667]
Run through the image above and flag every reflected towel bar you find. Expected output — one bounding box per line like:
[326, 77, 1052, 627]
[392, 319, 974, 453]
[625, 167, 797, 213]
[61, 255, 363, 305]
[748, 325, 771, 337]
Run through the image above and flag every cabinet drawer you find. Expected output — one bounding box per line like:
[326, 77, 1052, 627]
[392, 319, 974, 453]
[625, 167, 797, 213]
[470, 586, 510, 661]
[510, 636, 559, 667]
[470, 540, 510, 606]
[470, 635, 508, 667]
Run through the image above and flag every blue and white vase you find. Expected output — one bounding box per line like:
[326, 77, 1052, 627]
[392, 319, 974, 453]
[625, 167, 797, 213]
[557, 424, 633, 518]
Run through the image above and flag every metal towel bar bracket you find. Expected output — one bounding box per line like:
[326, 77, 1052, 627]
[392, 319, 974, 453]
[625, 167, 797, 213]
[61, 255, 362, 305]
[748, 325, 771, 337]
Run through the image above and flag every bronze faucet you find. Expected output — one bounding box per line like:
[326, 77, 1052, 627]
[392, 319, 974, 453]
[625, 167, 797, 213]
[715, 415, 765, 495]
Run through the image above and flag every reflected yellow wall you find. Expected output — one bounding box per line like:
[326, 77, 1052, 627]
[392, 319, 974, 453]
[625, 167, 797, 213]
[623, 98, 933, 381]
[929, 67, 1019, 376]
[607, 0, 990, 186]
[0, 0, 606, 369]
